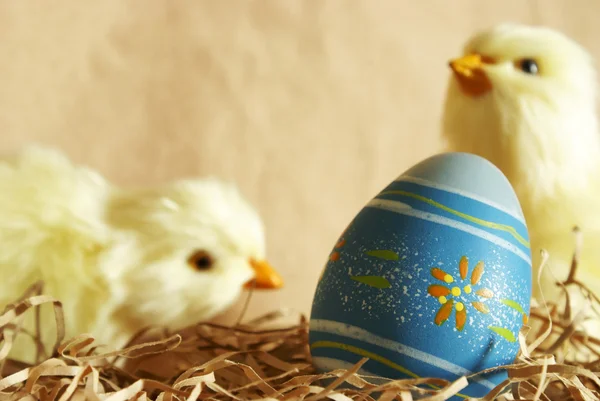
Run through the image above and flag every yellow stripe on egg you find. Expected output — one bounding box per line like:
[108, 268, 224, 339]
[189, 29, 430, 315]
[310, 341, 471, 399]
[380, 190, 530, 248]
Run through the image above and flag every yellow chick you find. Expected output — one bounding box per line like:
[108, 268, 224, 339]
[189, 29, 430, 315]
[441, 24, 600, 324]
[0, 145, 283, 362]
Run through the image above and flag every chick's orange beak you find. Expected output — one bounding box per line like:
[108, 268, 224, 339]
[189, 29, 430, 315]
[448, 53, 493, 97]
[244, 259, 284, 289]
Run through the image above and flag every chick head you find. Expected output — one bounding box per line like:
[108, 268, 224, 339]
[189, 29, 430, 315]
[105, 178, 283, 330]
[442, 23, 600, 199]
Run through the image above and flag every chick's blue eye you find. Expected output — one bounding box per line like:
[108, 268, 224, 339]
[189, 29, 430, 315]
[518, 59, 539, 75]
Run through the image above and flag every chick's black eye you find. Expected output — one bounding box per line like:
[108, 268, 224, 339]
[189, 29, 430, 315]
[187, 250, 214, 271]
[518, 59, 539, 75]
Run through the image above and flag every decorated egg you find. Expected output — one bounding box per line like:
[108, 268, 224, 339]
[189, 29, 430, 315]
[309, 152, 531, 400]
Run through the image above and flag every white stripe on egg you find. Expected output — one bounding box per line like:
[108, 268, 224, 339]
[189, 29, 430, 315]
[365, 198, 531, 263]
[311, 319, 497, 390]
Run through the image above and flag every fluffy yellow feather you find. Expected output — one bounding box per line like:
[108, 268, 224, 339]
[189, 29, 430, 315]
[0, 145, 283, 362]
[442, 23, 600, 324]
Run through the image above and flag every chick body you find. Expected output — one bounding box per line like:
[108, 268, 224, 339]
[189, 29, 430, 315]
[0, 146, 282, 362]
[441, 24, 600, 330]
[0, 146, 119, 361]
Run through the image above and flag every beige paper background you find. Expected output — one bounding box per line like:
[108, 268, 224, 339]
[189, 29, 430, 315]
[1, 1, 599, 324]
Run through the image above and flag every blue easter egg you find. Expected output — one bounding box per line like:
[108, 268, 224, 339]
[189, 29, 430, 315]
[309, 152, 532, 400]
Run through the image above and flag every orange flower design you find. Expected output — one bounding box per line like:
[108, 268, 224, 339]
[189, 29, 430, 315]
[427, 256, 494, 331]
[319, 235, 347, 283]
[329, 238, 346, 262]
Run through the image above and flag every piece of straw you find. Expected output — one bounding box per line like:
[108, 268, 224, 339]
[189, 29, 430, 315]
[1, 229, 600, 400]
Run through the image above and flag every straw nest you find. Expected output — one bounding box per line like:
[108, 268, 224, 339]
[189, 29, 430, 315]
[2, 229, 600, 401]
